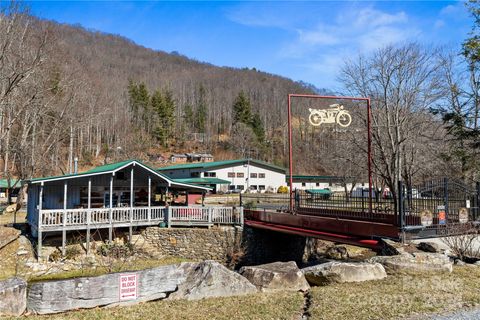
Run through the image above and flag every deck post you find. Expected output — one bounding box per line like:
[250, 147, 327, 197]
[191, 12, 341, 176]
[148, 176, 151, 222]
[166, 186, 171, 228]
[109, 175, 113, 242]
[167, 206, 172, 228]
[129, 166, 134, 242]
[208, 207, 212, 226]
[86, 178, 91, 254]
[37, 183, 44, 261]
[240, 206, 244, 226]
[62, 181, 67, 256]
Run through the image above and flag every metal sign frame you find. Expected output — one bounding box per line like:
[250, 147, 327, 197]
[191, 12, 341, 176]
[287, 94, 372, 212]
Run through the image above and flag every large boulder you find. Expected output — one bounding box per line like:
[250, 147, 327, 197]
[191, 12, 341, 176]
[4, 203, 20, 214]
[0, 277, 27, 316]
[370, 252, 453, 274]
[302, 262, 386, 285]
[325, 246, 349, 260]
[416, 242, 442, 253]
[0, 226, 20, 250]
[239, 261, 310, 292]
[27, 263, 187, 314]
[169, 260, 257, 300]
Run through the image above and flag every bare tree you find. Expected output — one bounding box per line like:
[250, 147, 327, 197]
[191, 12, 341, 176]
[339, 43, 443, 200]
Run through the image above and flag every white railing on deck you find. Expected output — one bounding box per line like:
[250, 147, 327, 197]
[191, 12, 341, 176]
[39, 206, 242, 229]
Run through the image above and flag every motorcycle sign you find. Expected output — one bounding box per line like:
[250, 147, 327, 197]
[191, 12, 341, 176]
[308, 104, 352, 127]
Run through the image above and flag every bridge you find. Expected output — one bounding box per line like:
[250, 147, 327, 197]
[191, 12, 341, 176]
[242, 180, 480, 250]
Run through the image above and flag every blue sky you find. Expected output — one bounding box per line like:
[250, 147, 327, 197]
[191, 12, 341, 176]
[28, 1, 472, 90]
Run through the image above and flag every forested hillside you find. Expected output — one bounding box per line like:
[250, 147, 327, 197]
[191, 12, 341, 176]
[0, 2, 333, 183]
[49, 20, 321, 167]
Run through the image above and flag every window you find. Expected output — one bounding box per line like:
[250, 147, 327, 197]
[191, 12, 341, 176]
[316, 183, 320, 187]
[229, 185, 236, 190]
[259, 173, 265, 178]
[237, 173, 244, 178]
[228, 172, 235, 178]
[237, 185, 244, 190]
[302, 182, 306, 187]
[191, 172, 200, 178]
[204, 172, 216, 177]
[250, 185, 258, 190]
[250, 173, 257, 178]
[259, 185, 266, 190]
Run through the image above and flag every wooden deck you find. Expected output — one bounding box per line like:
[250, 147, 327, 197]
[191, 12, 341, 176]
[38, 206, 243, 232]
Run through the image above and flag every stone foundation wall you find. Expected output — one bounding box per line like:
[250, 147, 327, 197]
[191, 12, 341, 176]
[138, 226, 243, 264]
[137, 226, 324, 268]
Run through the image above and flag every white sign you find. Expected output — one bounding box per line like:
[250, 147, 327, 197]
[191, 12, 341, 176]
[466, 200, 471, 208]
[308, 104, 352, 128]
[119, 273, 138, 301]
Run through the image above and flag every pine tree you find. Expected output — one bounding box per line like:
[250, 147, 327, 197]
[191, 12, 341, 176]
[151, 89, 176, 147]
[232, 91, 252, 125]
[195, 85, 207, 133]
[250, 112, 265, 143]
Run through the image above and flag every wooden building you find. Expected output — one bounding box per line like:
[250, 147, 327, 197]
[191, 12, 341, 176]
[26, 160, 242, 259]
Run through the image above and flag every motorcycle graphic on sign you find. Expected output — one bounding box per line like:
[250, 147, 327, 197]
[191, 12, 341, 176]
[308, 104, 352, 128]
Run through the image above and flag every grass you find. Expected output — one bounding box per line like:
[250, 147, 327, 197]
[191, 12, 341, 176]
[2, 263, 480, 319]
[0, 210, 26, 225]
[308, 265, 480, 320]
[5, 291, 304, 320]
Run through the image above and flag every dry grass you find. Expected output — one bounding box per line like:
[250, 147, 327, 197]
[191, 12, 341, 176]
[309, 265, 480, 320]
[5, 291, 304, 320]
[0, 210, 26, 225]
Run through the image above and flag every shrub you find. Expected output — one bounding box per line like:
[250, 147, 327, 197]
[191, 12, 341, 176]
[98, 242, 135, 259]
[277, 186, 289, 194]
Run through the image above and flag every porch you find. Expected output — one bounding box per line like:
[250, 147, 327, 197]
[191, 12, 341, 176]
[39, 205, 243, 232]
[27, 160, 243, 259]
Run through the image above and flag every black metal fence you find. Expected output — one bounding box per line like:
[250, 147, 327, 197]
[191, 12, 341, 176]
[241, 177, 480, 234]
[399, 178, 480, 231]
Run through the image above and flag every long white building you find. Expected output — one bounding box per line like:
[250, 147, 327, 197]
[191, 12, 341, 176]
[158, 159, 286, 193]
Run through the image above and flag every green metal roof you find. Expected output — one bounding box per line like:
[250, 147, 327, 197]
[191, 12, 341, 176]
[29, 159, 137, 183]
[172, 178, 231, 185]
[84, 160, 133, 174]
[158, 159, 285, 173]
[286, 175, 345, 182]
[0, 179, 21, 189]
[305, 189, 332, 194]
[27, 160, 211, 191]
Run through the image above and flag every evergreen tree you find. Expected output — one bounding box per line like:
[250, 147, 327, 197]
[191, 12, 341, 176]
[151, 89, 176, 147]
[184, 104, 194, 129]
[195, 85, 207, 133]
[232, 91, 252, 125]
[250, 112, 265, 143]
[127, 80, 150, 130]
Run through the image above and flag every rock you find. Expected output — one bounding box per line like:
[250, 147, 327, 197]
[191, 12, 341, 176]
[378, 238, 407, 256]
[16, 249, 29, 256]
[302, 262, 387, 285]
[0, 277, 27, 316]
[0, 226, 20, 250]
[417, 242, 441, 253]
[370, 252, 453, 274]
[4, 203, 20, 214]
[169, 260, 257, 300]
[325, 246, 349, 260]
[239, 261, 310, 292]
[342, 245, 376, 260]
[455, 259, 466, 266]
[27, 263, 186, 314]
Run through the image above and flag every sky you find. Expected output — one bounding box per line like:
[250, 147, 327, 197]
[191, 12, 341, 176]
[27, 1, 473, 91]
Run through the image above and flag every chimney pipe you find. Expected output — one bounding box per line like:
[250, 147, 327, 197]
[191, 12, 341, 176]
[74, 157, 78, 174]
